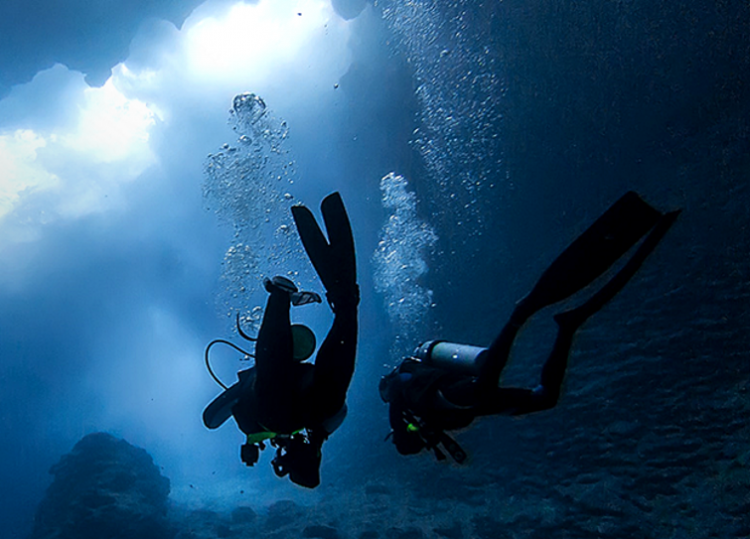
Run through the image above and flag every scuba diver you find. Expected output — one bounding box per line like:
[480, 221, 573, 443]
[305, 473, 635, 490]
[379, 191, 680, 463]
[202, 192, 359, 488]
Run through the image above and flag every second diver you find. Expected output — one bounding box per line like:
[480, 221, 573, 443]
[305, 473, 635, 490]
[379, 191, 680, 463]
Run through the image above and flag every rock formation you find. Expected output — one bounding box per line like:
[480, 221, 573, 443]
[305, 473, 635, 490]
[29, 432, 172, 539]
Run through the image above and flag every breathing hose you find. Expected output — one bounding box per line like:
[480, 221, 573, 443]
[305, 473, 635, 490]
[204, 313, 257, 390]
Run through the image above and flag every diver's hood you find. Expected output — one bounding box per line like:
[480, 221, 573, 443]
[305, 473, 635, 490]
[291, 324, 316, 361]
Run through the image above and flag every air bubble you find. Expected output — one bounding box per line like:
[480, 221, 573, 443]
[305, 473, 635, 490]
[373, 172, 438, 359]
[204, 93, 311, 330]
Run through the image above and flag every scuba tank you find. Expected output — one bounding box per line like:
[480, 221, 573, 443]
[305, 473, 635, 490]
[413, 340, 489, 377]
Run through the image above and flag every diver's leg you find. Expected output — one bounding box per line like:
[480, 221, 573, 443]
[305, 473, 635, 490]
[533, 322, 575, 410]
[293, 192, 359, 419]
[475, 306, 532, 393]
[472, 326, 577, 416]
[476, 195, 675, 393]
[255, 288, 295, 412]
[311, 301, 358, 420]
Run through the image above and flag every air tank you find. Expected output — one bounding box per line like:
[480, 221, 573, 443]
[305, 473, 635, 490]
[413, 340, 489, 376]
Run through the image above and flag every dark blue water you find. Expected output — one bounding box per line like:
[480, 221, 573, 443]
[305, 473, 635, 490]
[329, 1, 750, 536]
[5, 0, 749, 537]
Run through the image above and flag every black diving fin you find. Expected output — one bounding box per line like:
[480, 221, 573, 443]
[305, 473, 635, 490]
[291, 192, 357, 296]
[203, 381, 242, 429]
[202, 369, 255, 429]
[554, 208, 681, 327]
[519, 191, 664, 314]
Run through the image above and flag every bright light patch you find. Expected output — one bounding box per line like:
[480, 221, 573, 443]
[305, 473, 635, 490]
[0, 71, 158, 227]
[0, 0, 360, 510]
[183, 0, 347, 87]
[0, 129, 59, 218]
[62, 78, 156, 164]
[0, 0, 352, 232]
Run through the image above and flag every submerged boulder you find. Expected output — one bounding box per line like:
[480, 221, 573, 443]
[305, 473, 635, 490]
[29, 432, 172, 539]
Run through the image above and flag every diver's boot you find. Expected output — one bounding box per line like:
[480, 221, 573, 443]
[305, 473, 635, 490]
[264, 276, 322, 306]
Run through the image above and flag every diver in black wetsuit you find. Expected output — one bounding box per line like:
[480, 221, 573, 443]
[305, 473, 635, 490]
[379, 192, 680, 463]
[203, 192, 359, 488]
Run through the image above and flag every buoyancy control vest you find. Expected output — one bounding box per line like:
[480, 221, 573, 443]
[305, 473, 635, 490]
[380, 357, 473, 463]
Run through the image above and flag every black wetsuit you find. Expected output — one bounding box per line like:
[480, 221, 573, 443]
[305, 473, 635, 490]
[381, 192, 680, 460]
[233, 284, 358, 439]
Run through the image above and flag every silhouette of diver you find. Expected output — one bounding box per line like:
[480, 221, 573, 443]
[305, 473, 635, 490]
[379, 192, 680, 463]
[203, 192, 359, 488]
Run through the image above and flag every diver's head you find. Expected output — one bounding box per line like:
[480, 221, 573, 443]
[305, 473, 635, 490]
[291, 324, 316, 361]
[379, 366, 408, 403]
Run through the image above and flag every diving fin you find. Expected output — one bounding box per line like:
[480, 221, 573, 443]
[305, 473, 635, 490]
[554, 208, 681, 328]
[203, 368, 256, 429]
[203, 381, 243, 429]
[291, 205, 333, 288]
[291, 192, 357, 297]
[519, 191, 663, 315]
[320, 192, 357, 284]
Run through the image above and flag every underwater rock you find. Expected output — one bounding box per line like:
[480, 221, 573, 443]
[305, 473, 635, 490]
[303, 524, 342, 539]
[470, 516, 511, 539]
[173, 509, 228, 539]
[433, 521, 463, 539]
[364, 483, 391, 496]
[172, 506, 264, 539]
[230, 505, 257, 524]
[385, 527, 425, 539]
[29, 432, 172, 539]
[264, 499, 307, 530]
